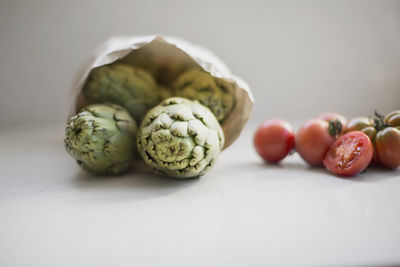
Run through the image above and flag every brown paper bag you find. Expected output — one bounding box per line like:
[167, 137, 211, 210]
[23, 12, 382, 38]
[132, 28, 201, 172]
[69, 35, 254, 149]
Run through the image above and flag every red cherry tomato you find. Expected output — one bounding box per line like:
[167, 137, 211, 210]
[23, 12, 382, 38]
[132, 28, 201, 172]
[254, 119, 295, 163]
[323, 131, 373, 176]
[295, 118, 336, 166]
[317, 112, 348, 128]
[375, 127, 400, 169]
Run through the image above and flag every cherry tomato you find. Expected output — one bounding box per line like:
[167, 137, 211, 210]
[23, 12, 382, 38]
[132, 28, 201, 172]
[344, 117, 379, 163]
[317, 112, 348, 127]
[295, 118, 336, 166]
[323, 131, 373, 176]
[345, 113, 400, 166]
[254, 119, 295, 163]
[345, 117, 373, 133]
[384, 110, 400, 127]
[375, 127, 400, 169]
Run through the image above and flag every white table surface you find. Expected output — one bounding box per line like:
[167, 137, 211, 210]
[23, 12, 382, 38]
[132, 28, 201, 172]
[1, 122, 400, 267]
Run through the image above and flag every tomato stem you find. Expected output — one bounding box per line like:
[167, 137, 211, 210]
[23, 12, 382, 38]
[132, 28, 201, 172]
[372, 110, 390, 131]
[328, 119, 342, 137]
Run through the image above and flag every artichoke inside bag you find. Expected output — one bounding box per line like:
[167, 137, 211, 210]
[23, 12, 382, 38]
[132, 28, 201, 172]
[73, 36, 253, 150]
[82, 63, 161, 122]
[118, 39, 201, 86]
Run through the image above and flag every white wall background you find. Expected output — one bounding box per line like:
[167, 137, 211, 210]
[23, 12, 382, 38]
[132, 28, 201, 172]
[0, 0, 399, 126]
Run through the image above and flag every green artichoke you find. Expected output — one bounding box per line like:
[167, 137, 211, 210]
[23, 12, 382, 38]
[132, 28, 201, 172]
[137, 97, 224, 178]
[82, 63, 161, 122]
[174, 69, 236, 123]
[65, 104, 137, 174]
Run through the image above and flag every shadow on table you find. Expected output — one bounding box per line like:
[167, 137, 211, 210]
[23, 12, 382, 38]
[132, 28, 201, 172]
[220, 160, 400, 182]
[72, 161, 199, 203]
